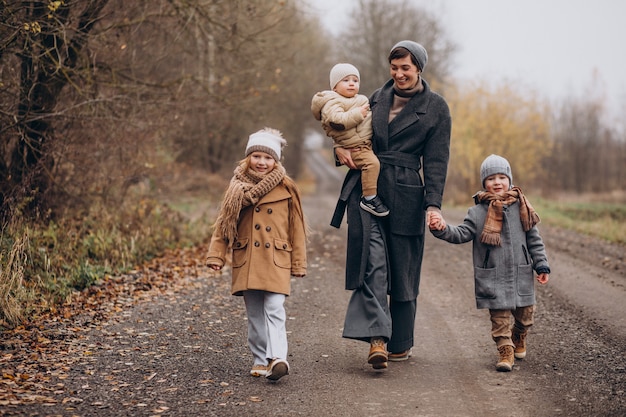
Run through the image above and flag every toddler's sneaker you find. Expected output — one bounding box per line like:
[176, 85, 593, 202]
[266, 358, 289, 381]
[360, 196, 390, 217]
[496, 345, 515, 372]
[250, 364, 268, 377]
[512, 330, 527, 359]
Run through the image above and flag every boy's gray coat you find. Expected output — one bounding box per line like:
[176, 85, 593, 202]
[431, 201, 550, 309]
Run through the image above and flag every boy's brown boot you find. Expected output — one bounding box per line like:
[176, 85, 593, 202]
[512, 329, 528, 359]
[368, 337, 388, 369]
[496, 345, 515, 372]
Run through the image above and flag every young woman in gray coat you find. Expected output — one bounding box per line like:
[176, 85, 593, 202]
[428, 154, 550, 372]
[331, 40, 451, 369]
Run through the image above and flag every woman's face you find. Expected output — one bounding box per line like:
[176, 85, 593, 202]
[390, 55, 420, 90]
[249, 151, 276, 174]
[484, 174, 510, 195]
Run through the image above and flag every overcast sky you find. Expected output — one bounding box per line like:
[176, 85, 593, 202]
[304, 0, 626, 120]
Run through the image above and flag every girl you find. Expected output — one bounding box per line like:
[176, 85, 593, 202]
[206, 128, 307, 381]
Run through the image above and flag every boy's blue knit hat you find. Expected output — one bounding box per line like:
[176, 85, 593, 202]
[480, 154, 513, 187]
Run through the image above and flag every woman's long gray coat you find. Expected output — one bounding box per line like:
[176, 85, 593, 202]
[431, 201, 550, 309]
[331, 79, 451, 301]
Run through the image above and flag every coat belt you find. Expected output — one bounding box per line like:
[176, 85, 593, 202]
[376, 151, 421, 170]
[330, 151, 421, 228]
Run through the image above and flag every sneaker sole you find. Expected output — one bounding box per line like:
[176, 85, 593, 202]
[359, 202, 390, 217]
[266, 362, 289, 381]
[388, 354, 410, 362]
[514, 351, 526, 359]
[388, 348, 412, 362]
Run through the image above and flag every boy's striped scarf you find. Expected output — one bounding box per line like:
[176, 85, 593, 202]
[474, 187, 540, 246]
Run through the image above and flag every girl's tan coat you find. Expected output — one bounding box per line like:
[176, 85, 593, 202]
[207, 183, 307, 296]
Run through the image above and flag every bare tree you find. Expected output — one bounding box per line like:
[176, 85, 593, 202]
[0, 0, 325, 219]
[549, 96, 626, 193]
[335, 0, 457, 95]
[1, 0, 111, 217]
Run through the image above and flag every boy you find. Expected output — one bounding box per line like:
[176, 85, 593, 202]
[428, 154, 550, 371]
[311, 63, 389, 217]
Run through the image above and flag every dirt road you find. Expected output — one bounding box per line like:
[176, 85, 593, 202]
[6, 151, 625, 417]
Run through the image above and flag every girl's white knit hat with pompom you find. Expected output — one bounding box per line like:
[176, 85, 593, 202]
[245, 128, 287, 161]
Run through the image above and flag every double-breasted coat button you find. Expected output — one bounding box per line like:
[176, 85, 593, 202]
[267, 208, 273, 214]
[266, 226, 271, 232]
[255, 207, 260, 212]
[254, 241, 260, 247]
[255, 224, 260, 230]
[235, 242, 241, 248]
[282, 244, 287, 249]
[265, 242, 270, 248]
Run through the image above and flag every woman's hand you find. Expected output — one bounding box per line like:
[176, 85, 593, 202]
[335, 147, 357, 169]
[427, 210, 446, 231]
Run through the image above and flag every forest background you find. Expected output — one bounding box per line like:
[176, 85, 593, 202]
[1, 0, 624, 326]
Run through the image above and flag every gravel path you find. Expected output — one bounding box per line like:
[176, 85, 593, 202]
[4, 157, 625, 417]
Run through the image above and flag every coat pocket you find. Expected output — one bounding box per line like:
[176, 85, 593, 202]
[474, 266, 497, 299]
[232, 238, 249, 268]
[390, 183, 425, 236]
[517, 264, 534, 296]
[273, 238, 292, 269]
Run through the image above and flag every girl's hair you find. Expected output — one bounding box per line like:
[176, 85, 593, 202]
[388, 47, 419, 68]
[239, 156, 252, 171]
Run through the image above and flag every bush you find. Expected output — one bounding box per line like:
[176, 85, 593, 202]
[0, 194, 215, 327]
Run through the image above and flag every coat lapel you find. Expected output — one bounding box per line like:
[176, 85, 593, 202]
[370, 81, 392, 152]
[388, 81, 431, 139]
[371, 79, 432, 143]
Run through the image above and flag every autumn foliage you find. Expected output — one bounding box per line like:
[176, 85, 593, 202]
[445, 81, 552, 202]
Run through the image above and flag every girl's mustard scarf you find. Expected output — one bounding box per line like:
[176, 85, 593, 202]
[474, 187, 540, 246]
[213, 162, 285, 246]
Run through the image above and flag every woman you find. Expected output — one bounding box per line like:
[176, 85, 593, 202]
[331, 40, 451, 369]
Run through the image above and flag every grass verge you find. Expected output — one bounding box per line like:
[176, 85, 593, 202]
[532, 197, 626, 245]
[0, 193, 216, 328]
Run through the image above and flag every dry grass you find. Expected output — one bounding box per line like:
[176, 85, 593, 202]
[0, 232, 28, 326]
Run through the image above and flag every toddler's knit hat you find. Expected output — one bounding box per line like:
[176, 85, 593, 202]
[329, 63, 360, 90]
[245, 128, 287, 161]
[390, 40, 428, 72]
[480, 154, 513, 187]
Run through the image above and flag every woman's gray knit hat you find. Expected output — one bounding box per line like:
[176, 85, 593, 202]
[480, 154, 513, 187]
[390, 40, 428, 71]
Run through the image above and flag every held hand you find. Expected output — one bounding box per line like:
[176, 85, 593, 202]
[208, 264, 222, 271]
[335, 147, 357, 169]
[536, 273, 549, 285]
[427, 211, 446, 231]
